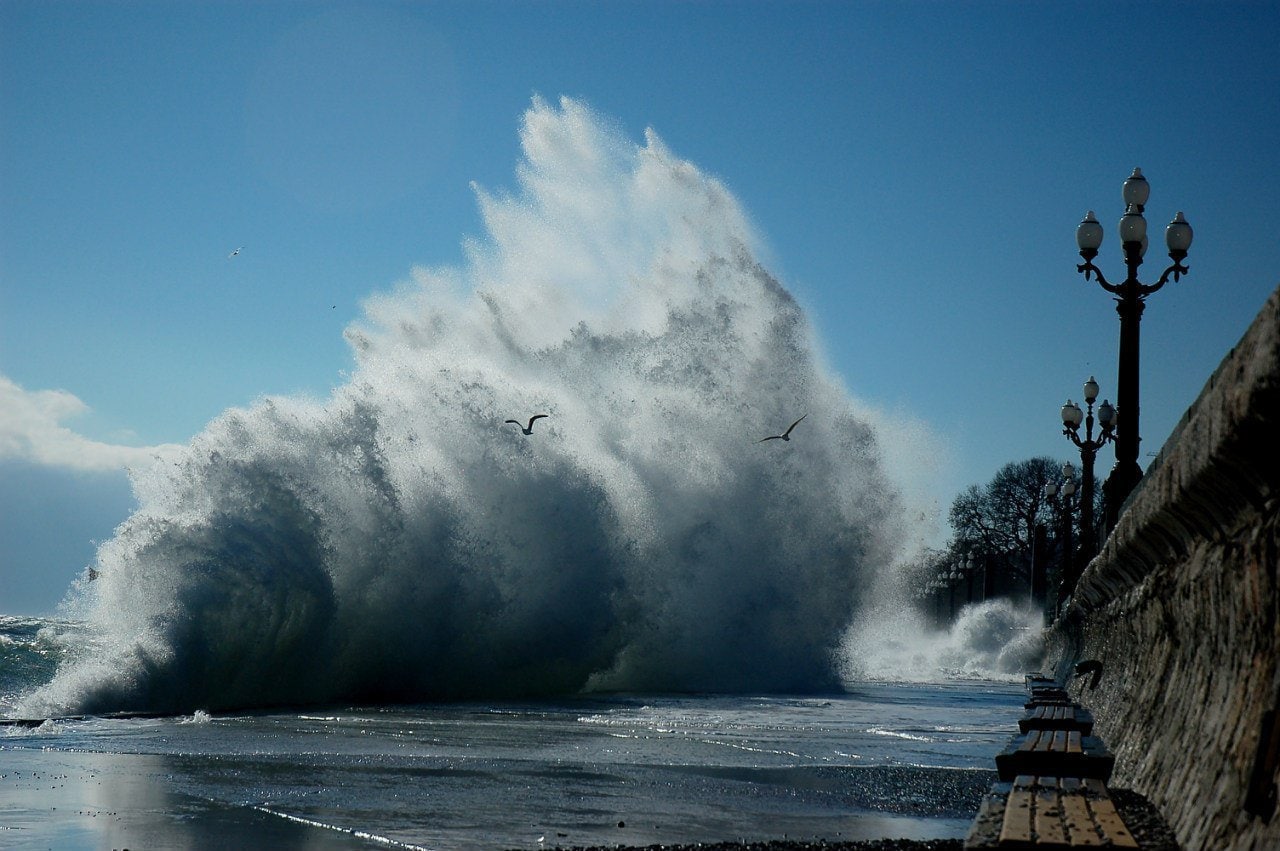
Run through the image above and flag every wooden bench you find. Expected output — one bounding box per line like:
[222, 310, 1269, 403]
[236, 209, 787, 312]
[995, 729, 1115, 782]
[1024, 676, 1071, 706]
[1019, 704, 1095, 735]
[1026, 686, 1072, 706]
[964, 774, 1138, 848]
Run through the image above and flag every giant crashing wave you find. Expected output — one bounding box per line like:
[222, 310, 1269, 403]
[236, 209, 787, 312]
[20, 97, 912, 717]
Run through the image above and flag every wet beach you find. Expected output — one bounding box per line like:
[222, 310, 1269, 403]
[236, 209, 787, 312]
[2, 741, 1176, 851]
[1, 744, 981, 851]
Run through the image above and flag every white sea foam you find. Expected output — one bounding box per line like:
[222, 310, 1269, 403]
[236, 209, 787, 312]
[20, 97, 947, 717]
[842, 597, 1045, 683]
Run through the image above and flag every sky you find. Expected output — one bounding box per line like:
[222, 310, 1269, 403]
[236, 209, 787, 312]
[3, 1, 1279, 616]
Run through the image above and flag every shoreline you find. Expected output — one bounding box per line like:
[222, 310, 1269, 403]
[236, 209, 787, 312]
[0, 746, 375, 850]
[0, 744, 979, 850]
[2, 684, 1174, 851]
[2, 741, 1176, 851]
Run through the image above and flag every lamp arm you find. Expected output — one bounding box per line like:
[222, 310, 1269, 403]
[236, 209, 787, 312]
[1146, 257, 1191, 293]
[1076, 258, 1123, 294]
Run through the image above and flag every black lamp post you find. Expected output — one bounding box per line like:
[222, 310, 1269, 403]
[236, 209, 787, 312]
[927, 572, 948, 627]
[1075, 168, 1193, 531]
[1044, 464, 1078, 615]
[970, 552, 988, 602]
[946, 562, 962, 621]
[1060, 376, 1116, 564]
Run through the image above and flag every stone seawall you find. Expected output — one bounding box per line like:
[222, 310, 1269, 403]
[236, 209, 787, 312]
[1042, 283, 1280, 851]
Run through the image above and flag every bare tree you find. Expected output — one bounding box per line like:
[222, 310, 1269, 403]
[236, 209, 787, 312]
[947, 457, 1095, 589]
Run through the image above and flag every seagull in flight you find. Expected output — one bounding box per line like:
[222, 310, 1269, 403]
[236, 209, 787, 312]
[228, 246, 242, 258]
[759, 414, 806, 443]
[506, 414, 548, 435]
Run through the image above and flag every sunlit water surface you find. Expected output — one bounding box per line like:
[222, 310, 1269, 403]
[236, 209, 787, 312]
[3, 682, 1021, 850]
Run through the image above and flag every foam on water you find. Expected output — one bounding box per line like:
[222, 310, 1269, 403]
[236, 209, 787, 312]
[20, 97, 935, 717]
[842, 597, 1045, 683]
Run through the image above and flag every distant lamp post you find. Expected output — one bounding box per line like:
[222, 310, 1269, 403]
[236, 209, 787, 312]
[930, 569, 951, 626]
[1060, 376, 1116, 565]
[1076, 168, 1193, 531]
[967, 552, 988, 603]
[931, 574, 948, 627]
[1044, 463, 1078, 614]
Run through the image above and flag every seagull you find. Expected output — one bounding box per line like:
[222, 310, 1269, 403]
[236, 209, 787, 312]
[228, 246, 242, 258]
[1074, 659, 1103, 690]
[759, 414, 806, 443]
[506, 414, 548, 435]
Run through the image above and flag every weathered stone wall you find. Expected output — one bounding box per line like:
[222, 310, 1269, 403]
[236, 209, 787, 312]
[1042, 283, 1280, 851]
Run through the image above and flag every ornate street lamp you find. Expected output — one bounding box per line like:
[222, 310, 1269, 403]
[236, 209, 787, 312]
[931, 575, 947, 627]
[947, 562, 963, 620]
[1060, 376, 1116, 565]
[965, 552, 986, 603]
[1076, 169, 1193, 531]
[1044, 464, 1078, 614]
[951, 553, 984, 615]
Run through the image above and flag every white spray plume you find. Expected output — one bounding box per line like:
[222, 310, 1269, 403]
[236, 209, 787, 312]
[22, 97, 954, 717]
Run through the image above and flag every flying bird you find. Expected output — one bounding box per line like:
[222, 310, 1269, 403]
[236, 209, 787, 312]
[759, 414, 806, 443]
[228, 246, 242, 258]
[506, 414, 548, 435]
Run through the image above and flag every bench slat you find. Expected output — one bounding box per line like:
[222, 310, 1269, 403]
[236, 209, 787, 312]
[1031, 778, 1068, 846]
[1090, 793, 1139, 848]
[1081, 779, 1139, 849]
[1080, 778, 1105, 795]
[1058, 778, 1105, 847]
[997, 775, 1035, 845]
[962, 782, 1012, 849]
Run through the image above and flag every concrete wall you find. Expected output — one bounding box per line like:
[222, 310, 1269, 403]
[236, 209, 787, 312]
[1042, 283, 1280, 851]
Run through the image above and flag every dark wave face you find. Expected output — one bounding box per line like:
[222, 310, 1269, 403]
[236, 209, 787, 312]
[20, 97, 908, 717]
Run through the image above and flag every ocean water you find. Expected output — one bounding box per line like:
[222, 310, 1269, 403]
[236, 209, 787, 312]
[3, 615, 1025, 849]
[15, 96, 939, 720]
[2, 98, 1043, 847]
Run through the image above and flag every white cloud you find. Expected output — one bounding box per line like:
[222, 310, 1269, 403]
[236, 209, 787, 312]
[0, 374, 182, 472]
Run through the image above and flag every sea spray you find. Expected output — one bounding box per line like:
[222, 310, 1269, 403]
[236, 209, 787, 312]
[842, 597, 1045, 682]
[20, 97, 914, 717]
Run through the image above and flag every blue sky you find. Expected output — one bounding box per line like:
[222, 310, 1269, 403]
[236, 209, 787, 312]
[3, 1, 1279, 615]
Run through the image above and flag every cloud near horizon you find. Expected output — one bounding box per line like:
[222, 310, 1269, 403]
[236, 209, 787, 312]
[0, 374, 182, 473]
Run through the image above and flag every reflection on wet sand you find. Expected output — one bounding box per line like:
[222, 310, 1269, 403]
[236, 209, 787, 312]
[0, 748, 374, 850]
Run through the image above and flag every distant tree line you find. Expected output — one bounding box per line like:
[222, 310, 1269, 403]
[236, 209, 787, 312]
[915, 456, 1101, 623]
